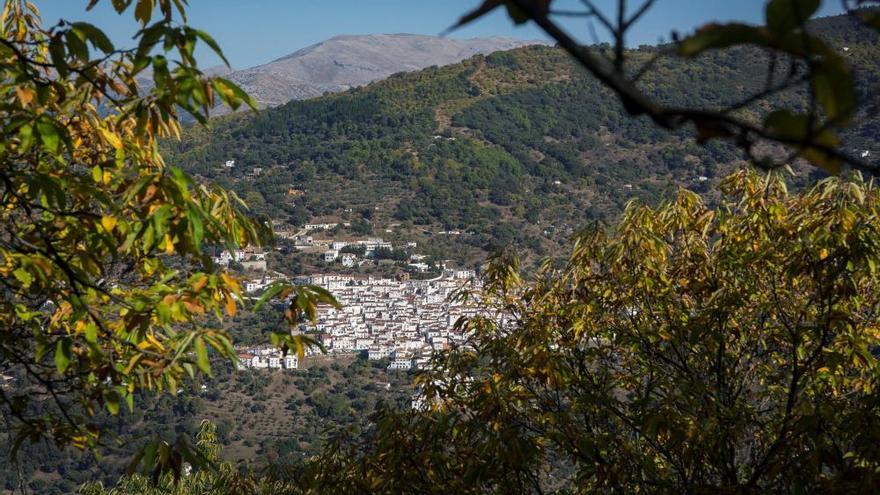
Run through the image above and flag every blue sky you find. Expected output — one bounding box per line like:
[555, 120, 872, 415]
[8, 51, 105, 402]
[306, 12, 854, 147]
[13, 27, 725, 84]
[37, 1, 845, 69]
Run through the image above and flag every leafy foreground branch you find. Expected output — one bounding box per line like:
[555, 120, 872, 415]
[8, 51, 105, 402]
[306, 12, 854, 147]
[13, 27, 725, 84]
[289, 170, 880, 494]
[0, 0, 333, 469]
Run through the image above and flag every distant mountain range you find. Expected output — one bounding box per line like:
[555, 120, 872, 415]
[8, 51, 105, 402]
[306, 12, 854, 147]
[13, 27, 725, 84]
[211, 34, 547, 108]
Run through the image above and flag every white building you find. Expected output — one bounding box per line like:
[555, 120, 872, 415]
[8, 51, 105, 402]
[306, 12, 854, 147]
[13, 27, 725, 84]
[446, 269, 475, 280]
[409, 262, 430, 273]
[341, 253, 356, 267]
[368, 347, 393, 360]
[323, 250, 339, 262]
[245, 280, 267, 293]
[304, 223, 339, 231]
[388, 356, 413, 370]
[237, 347, 300, 371]
[284, 355, 298, 369]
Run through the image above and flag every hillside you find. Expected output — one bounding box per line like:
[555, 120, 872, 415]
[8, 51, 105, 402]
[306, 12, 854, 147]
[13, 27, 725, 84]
[165, 13, 879, 272]
[1, 356, 412, 494]
[222, 34, 545, 107]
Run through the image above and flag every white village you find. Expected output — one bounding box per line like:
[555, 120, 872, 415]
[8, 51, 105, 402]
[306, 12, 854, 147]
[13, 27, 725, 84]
[213, 227, 481, 373]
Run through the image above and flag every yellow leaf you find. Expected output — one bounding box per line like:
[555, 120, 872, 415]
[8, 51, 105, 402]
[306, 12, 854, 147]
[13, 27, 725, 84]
[819, 248, 829, 260]
[145, 333, 165, 352]
[101, 215, 117, 232]
[181, 298, 205, 315]
[220, 272, 240, 293]
[191, 275, 208, 292]
[163, 233, 174, 255]
[224, 292, 237, 317]
[15, 86, 34, 106]
[99, 126, 123, 150]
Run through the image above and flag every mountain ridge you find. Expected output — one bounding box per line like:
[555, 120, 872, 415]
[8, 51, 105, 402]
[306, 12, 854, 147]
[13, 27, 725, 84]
[222, 33, 549, 107]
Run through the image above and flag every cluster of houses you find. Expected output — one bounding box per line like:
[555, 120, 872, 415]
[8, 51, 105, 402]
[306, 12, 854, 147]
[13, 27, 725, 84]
[208, 225, 486, 374]
[236, 345, 299, 370]
[321, 237, 400, 264]
[211, 247, 267, 271]
[282, 232, 425, 271]
[294, 271, 480, 371]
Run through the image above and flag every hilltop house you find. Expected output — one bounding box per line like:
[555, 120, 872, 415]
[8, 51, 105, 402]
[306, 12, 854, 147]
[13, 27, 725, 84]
[237, 348, 298, 370]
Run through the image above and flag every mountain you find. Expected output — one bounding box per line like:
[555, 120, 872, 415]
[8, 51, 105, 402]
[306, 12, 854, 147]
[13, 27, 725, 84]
[165, 14, 879, 270]
[223, 34, 547, 107]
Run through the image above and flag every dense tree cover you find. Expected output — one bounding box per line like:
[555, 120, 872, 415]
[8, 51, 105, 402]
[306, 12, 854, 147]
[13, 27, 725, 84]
[295, 170, 880, 493]
[457, 0, 880, 175]
[2, 357, 410, 494]
[78, 421, 298, 495]
[0, 0, 334, 478]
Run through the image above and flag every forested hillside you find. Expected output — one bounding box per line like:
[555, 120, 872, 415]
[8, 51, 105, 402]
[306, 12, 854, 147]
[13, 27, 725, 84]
[165, 13, 879, 268]
[1, 357, 412, 494]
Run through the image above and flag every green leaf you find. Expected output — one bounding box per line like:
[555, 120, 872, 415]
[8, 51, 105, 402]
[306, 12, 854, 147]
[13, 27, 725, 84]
[91, 165, 103, 183]
[36, 121, 60, 154]
[212, 77, 257, 111]
[55, 339, 72, 374]
[65, 29, 89, 61]
[135, 0, 153, 25]
[105, 390, 120, 415]
[763, 110, 841, 174]
[84, 323, 98, 344]
[678, 23, 769, 56]
[13, 267, 33, 288]
[186, 205, 204, 249]
[48, 36, 68, 77]
[811, 58, 856, 123]
[253, 282, 290, 311]
[151, 204, 172, 238]
[71, 22, 115, 53]
[765, 0, 819, 35]
[194, 336, 211, 375]
[17, 124, 34, 152]
[194, 29, 229, 67]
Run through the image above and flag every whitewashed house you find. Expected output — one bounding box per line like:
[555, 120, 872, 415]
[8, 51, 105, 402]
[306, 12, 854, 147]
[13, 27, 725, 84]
[388, 356, 413, 370]
[284, 355, 298, 369]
